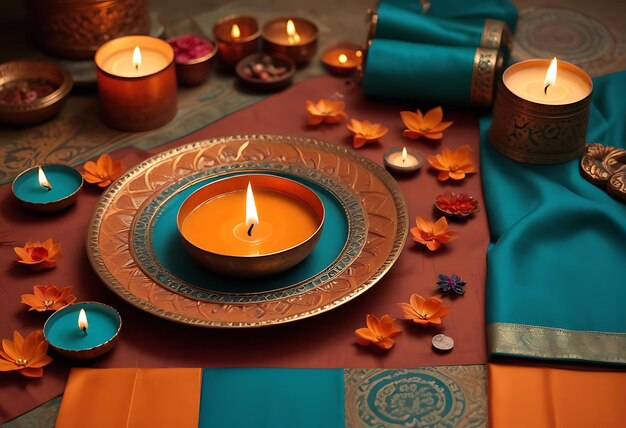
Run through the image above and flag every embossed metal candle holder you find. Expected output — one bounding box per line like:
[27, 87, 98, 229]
[25, 0, 149, 59]
[177, 174, 325, 278]
[489, 59, 593, 164]
[213, 15, 260, 68]
[261, 17, 318, 65]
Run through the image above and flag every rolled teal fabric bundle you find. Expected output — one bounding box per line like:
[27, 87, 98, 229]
[375, 2, 486, 47]
[362, 39, 481, 105]
[381, 0, 518, 31]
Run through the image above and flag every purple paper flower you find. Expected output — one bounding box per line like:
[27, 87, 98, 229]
[437, 274, 466, 295]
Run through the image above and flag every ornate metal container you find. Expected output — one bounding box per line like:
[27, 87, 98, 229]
[489, 60, 593, 164]
[25, 0, 149, 59]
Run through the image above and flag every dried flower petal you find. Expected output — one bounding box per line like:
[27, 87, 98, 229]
[21, 285, 76, 312]
[427, 145, 476, 181]
[306, 98, 347, 125]
[436, 274, 466, 295]
[398, 294, 450, 325]
[355, 314, 402, 350]
[401, 106, 453, 140]
[0, 330, 52, 378]
[14, 239, 61, 270]
[410, 216, 457, 251]
[434, 193, 480, 217]
[346, 119, 388, 149]
[82, 154, 123, 188]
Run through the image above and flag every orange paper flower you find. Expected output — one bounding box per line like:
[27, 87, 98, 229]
[14, 239, 61, 270]
[411, 216, 457, 251]
[0, 330, 52, 378]
[21, 285, 76, 312]
[82, 154, 123, 187]
[346, 119, 388, 149]
[306, 98, 347, 125]
[355, 314, 402, 350]
[398, 294, 450, 326]
[427, 144, 477, 181]
[401, 106, 453, 140]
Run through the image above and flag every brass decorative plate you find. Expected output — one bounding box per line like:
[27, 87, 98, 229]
[87, 135, 408, 327]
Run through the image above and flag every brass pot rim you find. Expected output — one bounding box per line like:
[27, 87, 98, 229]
[0, 59, 73, 113]
[43, 301, 122, 355]
[177, 173, 325, 259]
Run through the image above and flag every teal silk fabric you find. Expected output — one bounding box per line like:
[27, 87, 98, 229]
[376, 2, 487, 47]
[198, 369, 345, 428]
[482, 71, 626, 362]
[380, 0, 518, 31]
[362, 39, 474, 104]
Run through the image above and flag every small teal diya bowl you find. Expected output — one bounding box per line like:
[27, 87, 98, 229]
[12, 164, 83, 212]
[43, 302, 122, 360]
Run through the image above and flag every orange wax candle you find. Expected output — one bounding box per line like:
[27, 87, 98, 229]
[181, 187, 318, 256]
[321, 42, 363, 76]
[95, 35, 177, 132]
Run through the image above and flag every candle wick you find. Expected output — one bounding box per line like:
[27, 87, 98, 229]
[82, 327, 88, 335]
[544, 84, 550, 94]
[135, 64, 139, 71]
[247, 223, 254, 237]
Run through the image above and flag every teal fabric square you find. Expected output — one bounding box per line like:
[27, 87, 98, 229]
[199, 368, 345, 428]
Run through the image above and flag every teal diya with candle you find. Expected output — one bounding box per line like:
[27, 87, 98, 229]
[12, 164, 83, 212]
[43, 302, 122, 360]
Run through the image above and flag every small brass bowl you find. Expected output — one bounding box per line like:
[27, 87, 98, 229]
[236, 53, 295, 91]
[213, 15, 261, 68]
[177, 174, 325, 278]
[168, 35, 219, 86]
[0, 60, 73, 126]
[261, 17, 318, 65]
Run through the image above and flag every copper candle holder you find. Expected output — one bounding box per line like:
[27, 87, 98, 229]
[177, 174, 325, 278]
[489, 59, 593, 164]
[95, 35, 177, 132]
[261, 17, 318, 65]
[213, 15, 261, 68]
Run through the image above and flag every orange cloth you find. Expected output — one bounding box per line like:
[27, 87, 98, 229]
[55, 368, 202, 428]
[489, 364, 626, 428]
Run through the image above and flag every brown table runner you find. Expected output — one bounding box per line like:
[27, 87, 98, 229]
[0, 76, 488, 422]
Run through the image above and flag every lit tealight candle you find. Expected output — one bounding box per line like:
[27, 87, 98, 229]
[321, 42, 363, 76]
[383, 147, 424, 175]
[261, 17, 318, 65]
[177, 174, 325, 277]
[95, 35, 177, 131]
[43, 302, 122, 360]
[503, 57, 591, 105]
[12, 164, 83, 212]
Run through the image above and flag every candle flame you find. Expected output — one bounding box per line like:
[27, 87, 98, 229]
[38, 165, 52, 191]
[355, 50, 362, 58]
[133, 46, 142, 70]
[231, 24, 241, 39]
[402, 147, 408, 162]
[78, 308, 88, 333]
[338, 54, 348, 64]
[286, 19, 301, 45]
[544, 57, 557, 94]
[245, 182, 259, 233]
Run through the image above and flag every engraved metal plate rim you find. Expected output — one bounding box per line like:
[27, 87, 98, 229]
[129, 164, 367, 303]
[86, 134, 408, 328]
